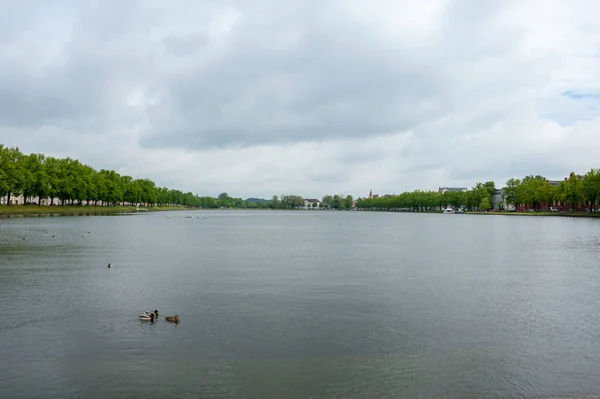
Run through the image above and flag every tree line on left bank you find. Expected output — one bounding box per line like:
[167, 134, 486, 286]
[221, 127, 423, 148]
[0, 144, 350, 209]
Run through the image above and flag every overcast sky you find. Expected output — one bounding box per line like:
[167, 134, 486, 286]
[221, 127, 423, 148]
[1, 1, 599, 199]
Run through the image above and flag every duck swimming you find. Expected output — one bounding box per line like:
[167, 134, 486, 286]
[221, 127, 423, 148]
[164, 315, 179, 323]
[139, 313, 155, 321]
[143, 310, 159, 318]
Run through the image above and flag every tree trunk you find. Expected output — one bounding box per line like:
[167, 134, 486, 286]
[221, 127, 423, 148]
[7, 192, 11, 205]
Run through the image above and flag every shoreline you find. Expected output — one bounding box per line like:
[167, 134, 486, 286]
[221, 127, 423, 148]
[465, 211, 600, 218]
[3, 205, 600, 219]
[0, 205, 188, 218]
[355, 209, 600, 218]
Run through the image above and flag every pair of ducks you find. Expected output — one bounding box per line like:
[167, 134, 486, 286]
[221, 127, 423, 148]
[139, 310, 179, 324]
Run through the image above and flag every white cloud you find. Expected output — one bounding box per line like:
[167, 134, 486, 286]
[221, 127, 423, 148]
[1, 0, 600, 199]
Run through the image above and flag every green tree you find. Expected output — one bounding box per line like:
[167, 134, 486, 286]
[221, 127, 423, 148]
[30, 154, 49, 205]
[582, 169, 600, 212]
[20, 153, 41, 203]
[270, 195, 279, 209]
[483, 181, 496, 198]
[519, 175, 548, 210]
[0, 145, 24, 205]
[344, 195, 353, 210]
[138, 179, 157, 206]
[469, 183, 491, 211]
[43, 156, 60, 205]
[218, 192, 232, 208]
[560, 172, 583, 211]
[332, 194, 342, 209]
[281, 195, 304, 209]
[535, 181, 556, 211]
[479, 197, 491, 211]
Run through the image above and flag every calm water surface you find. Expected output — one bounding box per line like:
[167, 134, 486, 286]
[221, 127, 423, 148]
[1, 210, 600, 398]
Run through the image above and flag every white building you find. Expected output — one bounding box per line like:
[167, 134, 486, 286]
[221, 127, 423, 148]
[303, 199, 321, 209]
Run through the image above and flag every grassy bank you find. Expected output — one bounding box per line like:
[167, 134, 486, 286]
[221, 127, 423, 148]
[466, 211, 600, 218]
[0, 205, 187, 217]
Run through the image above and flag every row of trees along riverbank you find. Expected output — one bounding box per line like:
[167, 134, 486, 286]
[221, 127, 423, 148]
[267, 194, 354, 210]
[355, 170, 600, 212]
[0, 144, 240, 208]
[0, 144, 354, 210]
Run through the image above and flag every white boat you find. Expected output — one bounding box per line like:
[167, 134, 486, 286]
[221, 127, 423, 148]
[443, 206, 455, 214]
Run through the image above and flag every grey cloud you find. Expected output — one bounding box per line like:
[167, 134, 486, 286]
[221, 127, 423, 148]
[163, 33, 208, 57]
[0, 1, 152, 130]
[140, 0, 536, 150]
[449, 156, 570, 184]
[0, 0, 532, 150]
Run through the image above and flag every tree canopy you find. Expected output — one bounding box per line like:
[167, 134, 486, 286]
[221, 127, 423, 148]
[0, 144, 246, 208]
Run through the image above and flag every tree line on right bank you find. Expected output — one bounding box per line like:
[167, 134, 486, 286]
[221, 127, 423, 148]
[355, 170, 600, 212]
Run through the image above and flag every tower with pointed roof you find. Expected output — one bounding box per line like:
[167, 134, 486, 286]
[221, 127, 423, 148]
[368, 189, 373, 200]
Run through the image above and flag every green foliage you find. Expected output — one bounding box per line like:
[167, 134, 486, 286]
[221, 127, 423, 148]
[479, 197, 491, 211]
[517, 175, 553, 210]
[0, 145, 24, 204]
[483, 181, 496, 197]
[468, 182, 491, 210]
[0, 143, 250, 208]
[344, 195, 353, 209]
[502, 178, 520, 209]
[280, 195, 304, 209]
[355, 171, 595, 213]
[560, 172, 583, 211]
[267, 195, 279, 209]
[582, 169, 600, 212]
[332, 194, 342, 209]
[357, 190, 445, 212]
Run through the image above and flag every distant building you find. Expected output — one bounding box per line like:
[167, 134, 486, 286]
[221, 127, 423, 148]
[547, 175, 583, 187]
[303, 198, 321, 209]
[367, 189, 380, 200]
[492, 189, 503, 211]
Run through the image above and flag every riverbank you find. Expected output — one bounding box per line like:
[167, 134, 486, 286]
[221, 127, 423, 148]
[0, 205, 187, 218]
[466, 211, 600, 217]
[355, 209, 600, 218]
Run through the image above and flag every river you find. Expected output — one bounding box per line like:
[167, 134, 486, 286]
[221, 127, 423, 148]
[1, 210, 600, 398]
